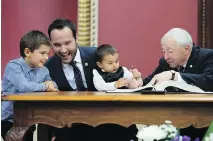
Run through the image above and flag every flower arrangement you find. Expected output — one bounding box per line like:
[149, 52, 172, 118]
[136, 120, 178, 141]
[136, 120, 210, 141]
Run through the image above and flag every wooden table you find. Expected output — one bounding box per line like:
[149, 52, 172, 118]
[2, 91, 213, 127]
[2, 92, 213, 140]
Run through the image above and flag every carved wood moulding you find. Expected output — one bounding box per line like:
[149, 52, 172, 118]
[198, 0, 213, 48]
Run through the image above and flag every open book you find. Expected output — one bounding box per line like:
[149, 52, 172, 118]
[107, 80, 205, 93]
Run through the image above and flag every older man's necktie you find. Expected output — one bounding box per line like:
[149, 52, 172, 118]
[70, 61, 86, 91]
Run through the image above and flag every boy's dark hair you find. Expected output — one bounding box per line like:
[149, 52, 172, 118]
[95, 44, 118, 62]
[48, 18, 77, 40]
[20, 30, 50, 58]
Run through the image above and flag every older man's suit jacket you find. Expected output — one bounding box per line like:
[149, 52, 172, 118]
[144, 46, 213, 91]
[45, 47, 97, 91]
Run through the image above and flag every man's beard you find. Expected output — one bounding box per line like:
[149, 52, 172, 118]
[54, 48, 77, 64]
[69, 48, 77, 63]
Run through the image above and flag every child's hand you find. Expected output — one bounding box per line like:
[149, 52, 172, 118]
[128, 78, 140, 88]
[45, 81, 59, 92]
[114, 78, 129, 88]
[50, 88, 59, 92]
[130, 68, 142, 80]
[128, 69, 143, 88]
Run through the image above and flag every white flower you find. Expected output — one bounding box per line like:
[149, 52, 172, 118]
[211, 133, 213, 141]
[136, 125, 167, 141]
[205, 133, 213, 141]
[136, 121, 178, 141]
[179, 136, 183, 141]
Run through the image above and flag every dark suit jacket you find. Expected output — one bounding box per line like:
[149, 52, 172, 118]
[144, 46, 213, 91]
[45, 46, 97, 91]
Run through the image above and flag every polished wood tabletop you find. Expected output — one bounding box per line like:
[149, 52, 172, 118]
[2, 91, 213, 102]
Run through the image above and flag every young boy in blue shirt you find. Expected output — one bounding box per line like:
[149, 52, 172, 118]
[1, 30, 58, 139]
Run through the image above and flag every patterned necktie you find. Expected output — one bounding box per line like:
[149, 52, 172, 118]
[70, 61, 86, 91]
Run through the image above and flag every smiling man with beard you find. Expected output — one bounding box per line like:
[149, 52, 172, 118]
[45, 18, 97, 91]
[41, 18, 97, 141]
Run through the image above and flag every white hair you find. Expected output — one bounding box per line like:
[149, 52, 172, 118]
[161, 28, 193, 48]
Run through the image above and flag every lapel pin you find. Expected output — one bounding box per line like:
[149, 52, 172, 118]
[190, 65, 193, 68]
[85, 63, 88, 66]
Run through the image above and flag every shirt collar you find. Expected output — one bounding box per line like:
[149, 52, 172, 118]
[19, 57, 33, 73]
[74, 48, 81, 64]
[183, 63, 187, 68]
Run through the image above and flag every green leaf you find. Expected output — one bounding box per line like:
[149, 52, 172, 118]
[202, 121, 213, 141]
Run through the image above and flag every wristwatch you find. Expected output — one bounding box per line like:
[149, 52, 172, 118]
[170, 70, 176, 80]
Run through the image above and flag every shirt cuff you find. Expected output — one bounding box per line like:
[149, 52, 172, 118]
[42, 83, 48, 91]
[106, 82, 117, 91]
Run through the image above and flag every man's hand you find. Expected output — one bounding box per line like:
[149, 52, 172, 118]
[114, 78, 129, 88]
[44, 81, 59, 92]
[149, 71, 177, 86]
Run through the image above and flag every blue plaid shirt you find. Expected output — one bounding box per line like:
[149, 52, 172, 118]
[1, 57, 57, 122]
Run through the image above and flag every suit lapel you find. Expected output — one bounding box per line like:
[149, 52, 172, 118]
[78, 47, 91, 87]
[184, 47, 199, 72]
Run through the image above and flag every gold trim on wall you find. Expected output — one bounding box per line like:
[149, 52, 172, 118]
[198, 0, 213, 49]
[77, 0, 98, 47]
[90, 0, 99, 47]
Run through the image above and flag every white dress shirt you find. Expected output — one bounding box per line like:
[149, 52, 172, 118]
[176, 63, 187, 83]
[93, 67, 134, 91]
[62, 49, 87, 89]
